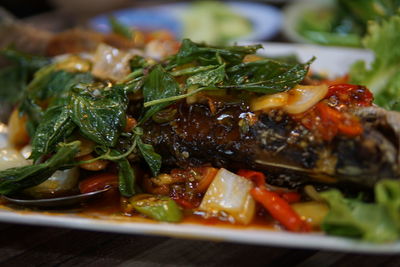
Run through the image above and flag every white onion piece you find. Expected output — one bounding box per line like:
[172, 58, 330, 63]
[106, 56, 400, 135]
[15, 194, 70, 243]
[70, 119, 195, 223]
[199, 168, 255, 224]
[250, 92, 288, 111]
[20, 145, 32, 159]
[92, 43, 133, 81]
[0, 148, 30, 171]
[23, 168, 80, 199]
[284, 85, 328, 114]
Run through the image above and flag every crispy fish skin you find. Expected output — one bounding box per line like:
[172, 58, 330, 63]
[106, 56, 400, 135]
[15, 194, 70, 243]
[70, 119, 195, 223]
[142, 101, 400, 187]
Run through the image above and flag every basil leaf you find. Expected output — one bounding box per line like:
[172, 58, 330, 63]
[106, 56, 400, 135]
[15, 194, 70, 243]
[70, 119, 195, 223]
[1, 48, 49, 71]
[186, 64, 225, 87]
[170, 39, 262, 67]
[28, 70, 94, 106]
[117, 157, 136, 197]
[136, 136, 161, 176]
[0, 48, 50, 104]
[0, 141, 80, 195]
[30, 106, 76, 161]
[140, 65, 181, 123]
[0, 65, 26, 103]
[223, 58, 313, 94]
[70, 84, 128, 147]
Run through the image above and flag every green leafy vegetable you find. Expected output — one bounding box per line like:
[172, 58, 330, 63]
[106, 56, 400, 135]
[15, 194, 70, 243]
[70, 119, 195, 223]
[225, 58, 313, 93]
[375, 180, 400, 229]
[136, 136, 162, 176]
[350, 15, 400, 110]
[30, 106, 76, 162]
[321, 180, 400, 242]
[108, 16, 134, 39]
[0, 141, 80, 195]
[116, 156, 136, 197]
[140, 65, 181, 123]
[69, 84, 128, 147]
[0, 48, 50, 103]
[130, 194, 183, 222]
[186, 64, 225, 87]
[170, 39, 262, 67]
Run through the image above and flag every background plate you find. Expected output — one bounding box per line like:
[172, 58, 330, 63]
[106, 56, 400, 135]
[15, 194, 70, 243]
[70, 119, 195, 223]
[90, 2, 282, 42]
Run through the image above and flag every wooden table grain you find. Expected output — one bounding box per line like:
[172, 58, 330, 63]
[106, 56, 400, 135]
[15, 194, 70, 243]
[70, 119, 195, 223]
[0, 222, 399, 267]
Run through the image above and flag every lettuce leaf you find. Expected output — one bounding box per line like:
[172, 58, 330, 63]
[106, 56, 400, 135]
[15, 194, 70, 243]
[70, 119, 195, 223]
[350, 15, 400, 110]
[321, 179, 400, 243]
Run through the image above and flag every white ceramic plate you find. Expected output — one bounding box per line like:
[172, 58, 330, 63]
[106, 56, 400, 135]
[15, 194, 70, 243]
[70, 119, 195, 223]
[1, 43, 396, 254]
[90, 2, 282, 42]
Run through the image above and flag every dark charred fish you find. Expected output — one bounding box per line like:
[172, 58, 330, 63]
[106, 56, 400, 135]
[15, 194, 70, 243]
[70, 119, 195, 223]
[142, 101, 400, 188]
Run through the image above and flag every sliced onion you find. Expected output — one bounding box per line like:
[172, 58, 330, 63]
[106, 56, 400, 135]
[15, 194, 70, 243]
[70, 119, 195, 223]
[284, 85, 328, 114]
[0, 148, 30, 171]
[92, 43, 133, 81]
[199, 168, 255, 224]
[23, 168, 80, 199]
[250, 92, 288, 111]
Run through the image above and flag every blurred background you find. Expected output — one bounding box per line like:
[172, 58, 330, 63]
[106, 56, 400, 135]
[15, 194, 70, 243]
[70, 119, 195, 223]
[1, 0, 287, 44]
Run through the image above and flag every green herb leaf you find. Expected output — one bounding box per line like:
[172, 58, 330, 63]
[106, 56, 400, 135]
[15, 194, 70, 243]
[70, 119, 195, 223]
[0, 141, 80, 195]
[28, 69, 94, 106]
[30, 106, 76, 162]
[140, 65, 181, 123]
[0, 48, 50, 104]
[109, 16, 133, 39]
[136, 135, 161, 176]
[224, 58, 313, 93]
[186, 64, 225, 87]
[69, 84, 128, 147]
[116, 156, 136, 197]
[170, 39, 262, 67]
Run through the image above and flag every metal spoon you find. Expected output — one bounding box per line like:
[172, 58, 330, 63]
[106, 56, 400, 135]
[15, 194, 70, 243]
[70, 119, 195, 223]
[2, 187, 111, 208]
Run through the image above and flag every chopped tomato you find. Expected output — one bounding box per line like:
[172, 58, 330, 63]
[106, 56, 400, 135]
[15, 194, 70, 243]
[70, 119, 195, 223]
[79, 173, 119, 193]
[293, 102, 363, 141]
[326, 84, 373, 108]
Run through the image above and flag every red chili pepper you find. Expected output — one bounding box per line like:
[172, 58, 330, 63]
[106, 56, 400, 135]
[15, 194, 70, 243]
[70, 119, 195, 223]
[237, 169, 309, 232]
[281, 192, 301, 203]
[237, 169, 265, 187]
[251, 187, 310, 232]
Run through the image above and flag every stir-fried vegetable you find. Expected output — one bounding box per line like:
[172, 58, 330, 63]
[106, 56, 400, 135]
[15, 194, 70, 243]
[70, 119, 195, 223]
[199, 168, 256, 224]
[128, 194, 183, 223]
[350, 15, 400, 110]
[238, 170, 310, 232]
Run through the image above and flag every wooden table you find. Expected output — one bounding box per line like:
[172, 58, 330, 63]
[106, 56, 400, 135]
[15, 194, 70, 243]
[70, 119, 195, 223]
[0, 222, 399, 266]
